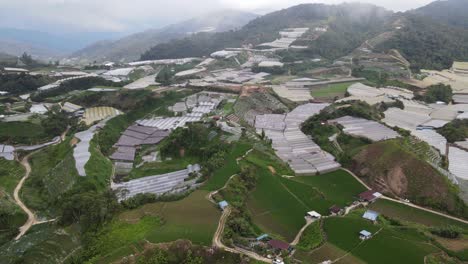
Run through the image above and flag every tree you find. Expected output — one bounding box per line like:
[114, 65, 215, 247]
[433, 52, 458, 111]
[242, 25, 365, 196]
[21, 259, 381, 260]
[20, 52, 35, 66]
[423, 84, 453, 103]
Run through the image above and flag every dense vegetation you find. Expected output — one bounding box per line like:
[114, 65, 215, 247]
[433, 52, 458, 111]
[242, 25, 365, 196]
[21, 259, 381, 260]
[376, 15, 468, 70]
[0, 73, 54, 95]
[141, 3, 391, 60]
[420, 84, 453, 103]
[412, 0, 468, 29]
[0, 109, 73, 145]
[437, 120, 468, 143]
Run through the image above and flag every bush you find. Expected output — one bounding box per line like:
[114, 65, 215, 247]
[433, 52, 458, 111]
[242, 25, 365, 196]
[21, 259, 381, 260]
[423, 84, 453, 103]
[431, 226, 462, 239]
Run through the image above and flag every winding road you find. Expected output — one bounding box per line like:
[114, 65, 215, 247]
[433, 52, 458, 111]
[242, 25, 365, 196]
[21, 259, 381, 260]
[13, 153, 37, 240]
[13, 129, 68, 240]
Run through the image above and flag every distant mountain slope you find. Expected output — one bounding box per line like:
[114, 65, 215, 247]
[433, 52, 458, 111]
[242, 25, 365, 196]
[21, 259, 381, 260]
[71, 10, 258, 63]
[374, 14, 468, 70]
[411, 0, 468, 29]
[0, 28, 124, 60]
[140, 3, 393, 61]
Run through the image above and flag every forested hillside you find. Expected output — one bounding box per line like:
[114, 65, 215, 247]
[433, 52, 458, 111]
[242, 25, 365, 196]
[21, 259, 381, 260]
[375, 15, 468, 70]
[411, 0, 468, 29]
[141, 3, 392, 60]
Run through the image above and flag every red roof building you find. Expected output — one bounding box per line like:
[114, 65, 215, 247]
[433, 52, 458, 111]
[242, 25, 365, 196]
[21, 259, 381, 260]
[268, 240, 290, 251]
[358, 190, 382, 202]
[329, 205, 342, 214]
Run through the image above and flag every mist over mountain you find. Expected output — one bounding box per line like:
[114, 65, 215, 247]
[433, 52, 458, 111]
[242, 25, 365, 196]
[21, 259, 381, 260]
[70, 10, 258, 63]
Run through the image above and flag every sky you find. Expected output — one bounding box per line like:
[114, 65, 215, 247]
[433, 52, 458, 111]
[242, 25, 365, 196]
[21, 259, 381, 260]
[0, 0, 436, 33]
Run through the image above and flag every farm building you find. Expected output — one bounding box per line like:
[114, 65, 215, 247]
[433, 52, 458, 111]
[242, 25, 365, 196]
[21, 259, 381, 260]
[258, 61, 284, 68]
[256, 234, 269, 241]
[210, 50, 240, 59]
[2, 67, 29, 74]
[448, 147, 468, 180]
[453, 94, 468, 104]
[124, 74, 159, 89]
[110, 125, 170, 165]
[218, 201, 229, 210]
[359, 230, 372, 240]
[358, 190, 382, 203]
[271, 85, 313, 103]
[112, 164, 201, 200]
[255, 104, 340, 175]
[30, 104, 49, 114]
[82, 106, 121, 125]
[329, 205, 343, 215]
[452, 61, 468, 75]
[175, 67, 206, 77]
[362, 210, 379, 222]
[329, 116, 399, 142]
[268, 240, 291, 252]
[307, 211, 322, 219]
[74, 120, 107, 176]
[62, 102, 83, 113]
[0, 144, 15, 160]
[455, 140, 468, 149]
[273, 257, 285, 264]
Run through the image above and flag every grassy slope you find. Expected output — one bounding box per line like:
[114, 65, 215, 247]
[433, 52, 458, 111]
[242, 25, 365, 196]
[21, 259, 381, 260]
[91, 191, 220, 263]
[21, 138, 78, 217]
[370, 199, 468, 229]
[84, 139, 113, 190]
[0, 224, 81, 264]
[0, 159, 27, 245]
[202, 142, 251, 191]
[0, 122, 48, 145]
[310, 82, 356, 100]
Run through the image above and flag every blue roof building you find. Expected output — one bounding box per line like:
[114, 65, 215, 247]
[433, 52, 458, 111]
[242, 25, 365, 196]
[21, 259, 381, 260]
[219, 200, 229, 210]
[362, 210, 379, 222]
[359, 230, 372, 239]
[256, 234, 269, 241]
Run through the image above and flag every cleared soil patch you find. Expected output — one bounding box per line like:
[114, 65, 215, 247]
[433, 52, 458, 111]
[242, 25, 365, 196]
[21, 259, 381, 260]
[435, 237, 468, 252]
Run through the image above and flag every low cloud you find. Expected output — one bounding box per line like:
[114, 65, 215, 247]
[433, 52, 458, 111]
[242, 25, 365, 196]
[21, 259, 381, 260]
[0, 0, 434, 33]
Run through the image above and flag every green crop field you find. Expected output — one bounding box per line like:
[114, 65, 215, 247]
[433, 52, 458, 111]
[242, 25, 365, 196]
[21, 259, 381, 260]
[352, 228, 439, 264]
[247, 166, 367, 241]
[0, 121, 48, 145]
[369, 199, 468, 230]
[294, 242, 364, 264]
[202, 142, 251, 191]
[0, 223, 81, 264]
[311, 212, 441, 264]
[92, 191, 220, 263]
[324, 212, 381, 251]
[310, 82, 356, 100]
[291, 170, 367, 211]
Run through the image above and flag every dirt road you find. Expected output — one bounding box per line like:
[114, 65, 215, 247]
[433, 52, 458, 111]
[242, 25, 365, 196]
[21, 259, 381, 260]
[14, 153, 38, 240]
[13, 128, 68, 240]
